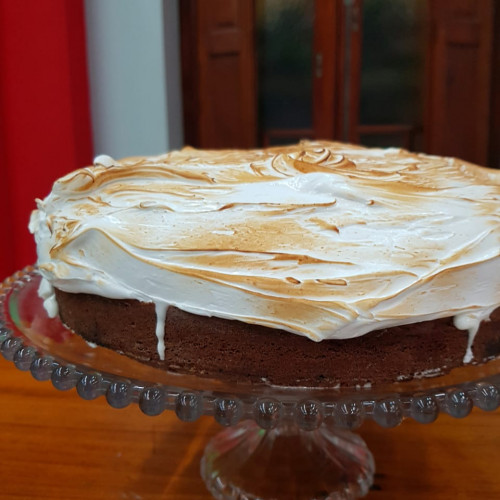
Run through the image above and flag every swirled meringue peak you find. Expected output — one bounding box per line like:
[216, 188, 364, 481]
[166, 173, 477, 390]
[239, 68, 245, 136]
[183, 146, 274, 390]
[30, 141, 500, 361]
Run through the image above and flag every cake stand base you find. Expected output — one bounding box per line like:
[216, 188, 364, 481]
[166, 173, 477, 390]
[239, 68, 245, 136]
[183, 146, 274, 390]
[201, 420, 375, 500]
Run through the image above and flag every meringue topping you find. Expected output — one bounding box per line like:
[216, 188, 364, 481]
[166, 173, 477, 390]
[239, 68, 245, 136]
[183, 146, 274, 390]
[30, 141, 500, 361]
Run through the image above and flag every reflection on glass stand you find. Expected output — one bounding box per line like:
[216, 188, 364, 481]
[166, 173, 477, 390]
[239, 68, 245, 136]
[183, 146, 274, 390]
[1, 269, 499, 500]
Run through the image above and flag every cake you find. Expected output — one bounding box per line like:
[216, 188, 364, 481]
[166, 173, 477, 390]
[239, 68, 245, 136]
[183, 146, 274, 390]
[29, 141, 500, 386]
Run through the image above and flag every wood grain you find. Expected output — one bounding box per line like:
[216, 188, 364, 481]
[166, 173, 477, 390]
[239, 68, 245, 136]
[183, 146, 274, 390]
[180, 0, 257, 149]
[0, 359, 499, 499]
[424, 0, 495, 165]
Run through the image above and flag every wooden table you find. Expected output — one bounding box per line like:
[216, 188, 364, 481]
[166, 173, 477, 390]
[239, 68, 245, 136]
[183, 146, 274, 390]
[0, 358, 499, 500]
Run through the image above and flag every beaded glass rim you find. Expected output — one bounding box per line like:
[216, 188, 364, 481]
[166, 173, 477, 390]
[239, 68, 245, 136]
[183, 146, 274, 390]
[1, 267, 499, 430]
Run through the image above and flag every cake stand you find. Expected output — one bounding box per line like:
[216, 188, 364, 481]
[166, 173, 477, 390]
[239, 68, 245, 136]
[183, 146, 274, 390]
[1, 268, 499, 500]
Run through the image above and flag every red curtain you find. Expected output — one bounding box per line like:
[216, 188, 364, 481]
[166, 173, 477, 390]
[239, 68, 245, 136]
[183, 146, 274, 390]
[0, 0, 93, 280]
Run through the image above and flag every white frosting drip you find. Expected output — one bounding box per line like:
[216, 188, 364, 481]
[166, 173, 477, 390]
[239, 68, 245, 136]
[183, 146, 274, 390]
[29, 142, 500, 362]
[454, 306, 496, 363]
[155, 302, 168, 360]
[38, 278, 58, 318]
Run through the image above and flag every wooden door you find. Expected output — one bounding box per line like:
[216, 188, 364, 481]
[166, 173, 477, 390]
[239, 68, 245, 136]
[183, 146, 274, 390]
[181, 0, 257, 148]
[314, 0, 360, 143]
[424, 0, 495, 165]
[491, 4, 500, 168]
[182, 0, 342, 149]
[181, 0, 497, 167]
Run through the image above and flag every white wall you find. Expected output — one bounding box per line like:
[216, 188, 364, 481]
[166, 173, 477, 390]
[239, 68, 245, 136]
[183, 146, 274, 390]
[84, 0, 183, 158]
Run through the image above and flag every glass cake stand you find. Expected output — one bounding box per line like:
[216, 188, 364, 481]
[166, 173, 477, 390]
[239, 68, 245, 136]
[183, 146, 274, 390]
[1, 268, 500, 500]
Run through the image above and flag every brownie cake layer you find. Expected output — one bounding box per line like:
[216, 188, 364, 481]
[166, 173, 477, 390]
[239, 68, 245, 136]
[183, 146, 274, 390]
[55, 289, 500, 387]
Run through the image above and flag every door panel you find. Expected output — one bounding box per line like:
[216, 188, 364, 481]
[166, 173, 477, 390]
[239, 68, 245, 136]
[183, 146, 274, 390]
[425, 0, 494, 164]
[313, 0, 340, 140]
[181, 0, 256, 148]
[257, 0, 315, 145]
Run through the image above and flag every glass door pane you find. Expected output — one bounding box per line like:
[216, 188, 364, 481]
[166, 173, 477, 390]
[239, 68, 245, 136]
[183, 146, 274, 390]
[358, 0, 426, 150]
[256, 0, 315, 146]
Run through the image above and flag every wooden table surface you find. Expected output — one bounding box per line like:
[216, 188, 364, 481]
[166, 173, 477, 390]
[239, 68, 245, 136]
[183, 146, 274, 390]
[0, 358, 499, 500]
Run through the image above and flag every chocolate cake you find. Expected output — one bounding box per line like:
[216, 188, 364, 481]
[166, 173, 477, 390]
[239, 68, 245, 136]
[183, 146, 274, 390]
[29, 141, 500, 386]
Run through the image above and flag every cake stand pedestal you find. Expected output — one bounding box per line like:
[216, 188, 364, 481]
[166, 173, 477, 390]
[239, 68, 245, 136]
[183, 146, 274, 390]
[1, 268, 499, 500]
[202, 420, 374, 499]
